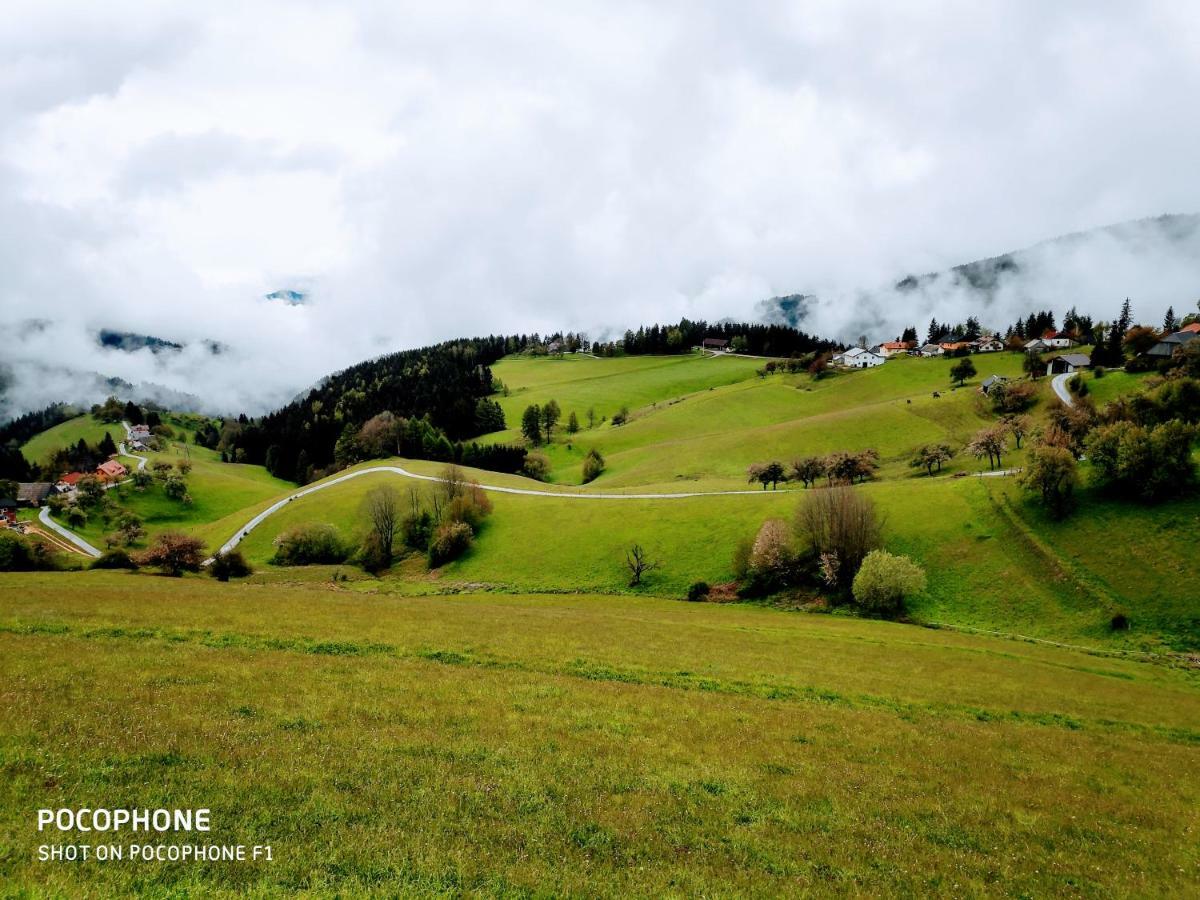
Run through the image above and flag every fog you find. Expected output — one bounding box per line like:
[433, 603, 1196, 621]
[2, 2, 1199, 418]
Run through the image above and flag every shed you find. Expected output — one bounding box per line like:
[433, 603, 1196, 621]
[1050, 353, 1092, 374]
[16, 483, 53, 507]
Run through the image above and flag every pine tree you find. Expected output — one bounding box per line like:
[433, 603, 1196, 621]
[1164, 305, 1178, 333]
[926, 319, 940, 344]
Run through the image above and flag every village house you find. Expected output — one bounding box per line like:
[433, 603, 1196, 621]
[1023, 338, 1049, 353]
[1049, 353, 1092, 374]
[0, 497, 17, 527]
[701, 337, 729, 351]
[833, 347, 885, 368]
[939, 341, 972, 354]
[972, 337, 1004, 353]
[96, 460, 127, 482]
[129, 424, 152, 442]
[979, 375, 1008, 394]
[1041, 330, 1074, 349]
[918, 343, 944, 357]
[16, 483, 54, 508]
[1147, 329, 1200, 360]
[56, 472, 86, 493]
[875, 341, 913, 358]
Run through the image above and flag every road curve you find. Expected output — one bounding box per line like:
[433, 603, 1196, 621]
[214, 464, 796, 557]
[1051, 371, 1075, 406]
[38, 506, 101, 558]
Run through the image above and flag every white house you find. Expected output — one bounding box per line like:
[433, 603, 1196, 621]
[1041, 331, 1074, 349]
[833, 347, 885, 368]
[973, 337, 1004, 353]
[918, 343, 944, 357]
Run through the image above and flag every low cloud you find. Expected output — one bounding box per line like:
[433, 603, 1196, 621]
[2, 2, 1199, 419]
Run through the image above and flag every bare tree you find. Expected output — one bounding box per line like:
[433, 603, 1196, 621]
[364, 485, 401, 565]
[625, 543, 659, 586]
[795, 486, 882, 586]
[437, 464, 468, 508]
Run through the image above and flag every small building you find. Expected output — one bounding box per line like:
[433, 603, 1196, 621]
[0, 498, 17, 526]
[128, 424, 152, 441]
[1050, 353, 1092, 374]
[980, 375, 1008, 394]
[1023, 338, 1049, 354]
[701, 337, 729, 351]
[96, 460, 127, 482]
[56, 472, 86, 493]
[918, 343, 944, 357]
[833, 347, 885, 368]
[876, 341, 913, 357]
[1147, 330, 1200, 359]
[973, 337, 1004, 353]
[1042, 330, 1074, 349]
[16, 483, 54, 508]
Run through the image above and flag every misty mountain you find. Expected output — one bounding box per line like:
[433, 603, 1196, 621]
[265, 289, 307, 305]
[761, 213, 1200, 341]
[96, 329, 184, 354]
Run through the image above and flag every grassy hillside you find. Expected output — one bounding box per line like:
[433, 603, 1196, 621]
[490, 352, 1040, 486]
[1, 574, 1197, 896]
[19, 414, 123, 463]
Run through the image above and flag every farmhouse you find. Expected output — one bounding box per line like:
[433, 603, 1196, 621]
[701, 337, 729, 351]
[96, 460, 127, 482]
[918, 343, 944, 357]
[980, 375, 1008, 394]
[1041, 330, 1074, 349]
[56, 472, 86, 492]
[1147, 329, 1200, 359]
[1050, 353, 1091, 374]
[833, 347, 884, 368]
[0, 497, 16, 527]
[1023, 338, 1049, 353]
[875, 341, 913, 357]
[16, 483, 54, 507]
[973, 337, 1004, 353]
[129, 424, 152, 441]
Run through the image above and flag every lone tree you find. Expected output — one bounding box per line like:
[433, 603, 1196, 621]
[364, 484, 401, 568]
[567, 411, 580, 434]
[541, 400, 562, 442]
[521, 405, 542, 445]
[1001, 414, 1033, 449]
[625, 543, 659, 586]
[909, 443, 954, 476]
[968, 424, 1009, 470]
[790, 456, 826, 488]
[950, 357, 977, 386]
[1019, 445, 1078, 518]
[135, 531, 205, 576]
[795, 486, 882, 588]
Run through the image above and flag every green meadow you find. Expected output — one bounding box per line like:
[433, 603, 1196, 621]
[1, 574, 1197, 896]
[19, 413, 124, 463]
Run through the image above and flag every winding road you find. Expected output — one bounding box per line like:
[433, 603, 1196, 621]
[1051, 371, 1076, 406]
[214, 464, 800, 557]
[38, 506, 101, 558]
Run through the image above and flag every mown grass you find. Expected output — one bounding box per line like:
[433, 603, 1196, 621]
[19, 414, 124, 464]
[1, 574, 1197, 896]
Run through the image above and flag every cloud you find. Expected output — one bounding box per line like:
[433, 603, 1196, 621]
[1, 1, 1199, 418]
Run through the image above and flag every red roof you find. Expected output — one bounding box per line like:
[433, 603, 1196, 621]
[1180, 322, 1200, 334]
[1043, 329, 1059, 339]
[881, 341, 911, 350]
[58, 472, 86, 486]
[96, 460, 126, 478]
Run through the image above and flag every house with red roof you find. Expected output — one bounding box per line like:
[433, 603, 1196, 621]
[1042, 330, 1074, 349]
[56, 472, 86, 493]
[96, 460, 127, 482]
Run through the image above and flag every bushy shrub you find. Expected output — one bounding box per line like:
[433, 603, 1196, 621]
[581, 448, 605, 483]
[686, 581, 710, 602]
[851, 550, 927, 615]
[0, 532, 36, 571]
[402, 510, 434, 551]
[357, 532, 391, 575]
[272, 524, 348, 566]
[445, 485, 493, 530]
[209, 549, 252, 581]
[522, 452, 550, 481]
[134, 531, 206, 576]
[92, 549, 138, 570]
[990, 380, 1038, 413]
[428, 521, 473, 567]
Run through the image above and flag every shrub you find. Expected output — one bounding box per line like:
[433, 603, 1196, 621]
[272, 524, 349, 566]
[429, 521, 473, 567]
[686, 581, 710, 602]
[0, 532, 36, 571]
[402, 511, 434, 551]
[852, 550, 927, 615]
[209, 549, 252, 581]
[357, 532, 391, 575]
[1110, 612, 1131, 632]
[522, 452, 550, 481]
[795, 486, 882, 587]
[581, 448, 605, 483]
[134, 531, 206, 576]
[92, 549, 138, 570]
[1093, 366, 1106, 378]
[445, 485, 493, 530]
[990, 380, 1037, 413]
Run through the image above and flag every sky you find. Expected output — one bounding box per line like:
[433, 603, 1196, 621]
[2, 0, 1200, 416]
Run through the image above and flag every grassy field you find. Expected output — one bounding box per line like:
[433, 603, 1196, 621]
[489, 353, 1042, 486]
[19, 414, 124, 463]
[1, 573, 1197, 896]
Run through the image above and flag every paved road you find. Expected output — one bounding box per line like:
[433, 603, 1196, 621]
[1051, 371, 1076, 406]
[213, 464, 797, 558]
[38, 506, 101, 558]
